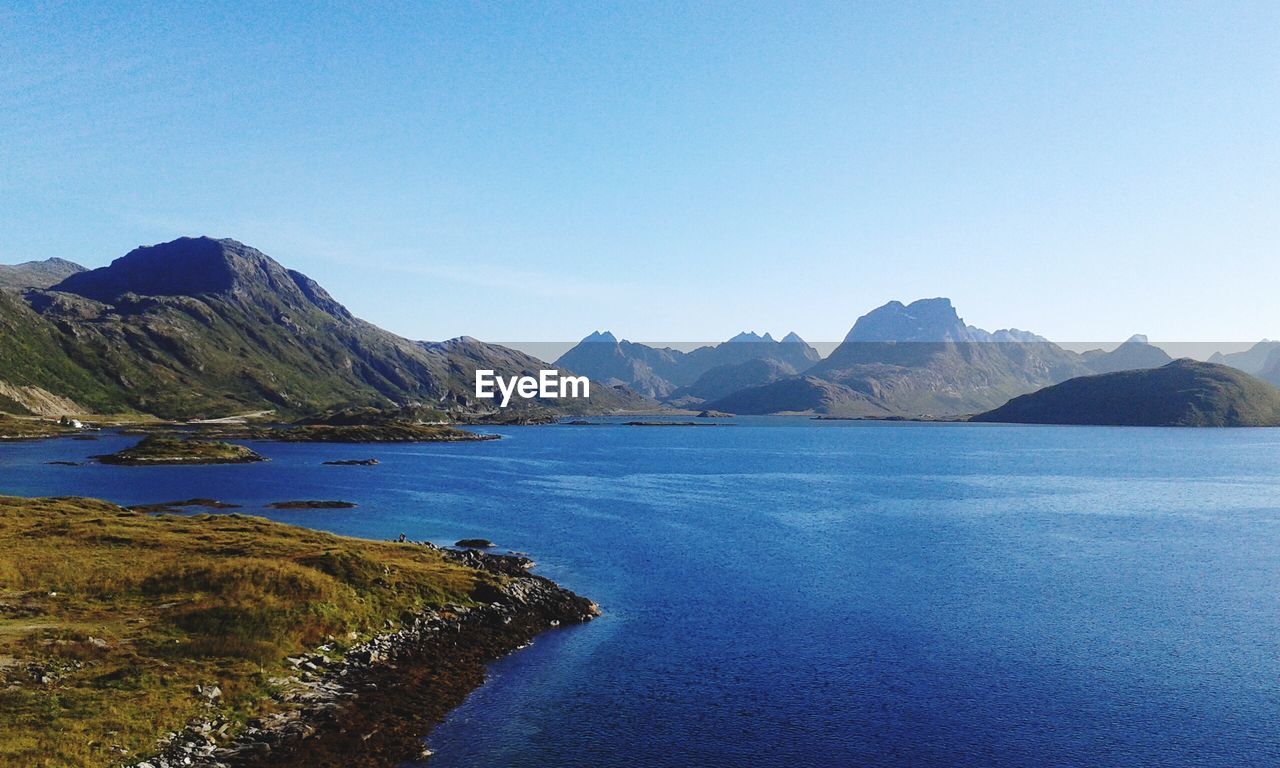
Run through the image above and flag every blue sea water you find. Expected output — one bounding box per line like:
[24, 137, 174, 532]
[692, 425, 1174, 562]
[3, 420, 1280, 767]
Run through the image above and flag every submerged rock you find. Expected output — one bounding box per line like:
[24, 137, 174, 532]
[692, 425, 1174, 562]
[266, 500, 357, 510]
[454, 538, 495, 549]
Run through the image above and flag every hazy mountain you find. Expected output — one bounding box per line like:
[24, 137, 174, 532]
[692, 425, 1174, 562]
[1080, 334, 1173, 374]
[703, 307, 1179, 416]
[749, 298, 1090, 416]
[1258, 348, 1280, 388]
[705, 375, 890, 417]
[668, 357, 802, 405]
[1209, 341, 1280, 375]
[0, 257, 85, 291]
[554, 330, 820, 401]
[972, 360, 1280, 427]
[552, 332, 687, 399]
[1, 237, 645, 418]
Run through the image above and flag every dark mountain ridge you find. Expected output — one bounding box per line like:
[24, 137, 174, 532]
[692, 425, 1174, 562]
[972, 360, 1280, 427]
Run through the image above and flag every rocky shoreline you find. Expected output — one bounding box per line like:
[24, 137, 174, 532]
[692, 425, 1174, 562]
[127, 547, 598, 768]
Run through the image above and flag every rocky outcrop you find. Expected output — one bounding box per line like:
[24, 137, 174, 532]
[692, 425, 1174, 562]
[129, 548, 598, 768]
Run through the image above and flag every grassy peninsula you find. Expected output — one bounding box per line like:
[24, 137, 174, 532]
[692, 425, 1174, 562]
[0, 496, 594, 768]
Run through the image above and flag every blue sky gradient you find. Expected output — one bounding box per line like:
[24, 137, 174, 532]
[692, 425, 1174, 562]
[2, 2, 1277, 344]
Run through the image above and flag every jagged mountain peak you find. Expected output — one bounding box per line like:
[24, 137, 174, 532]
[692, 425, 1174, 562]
[727, 331, 776, 344]
[846, 297, 973, 343]
[581, 330, 618, 343]
[781, 331, 806, 344]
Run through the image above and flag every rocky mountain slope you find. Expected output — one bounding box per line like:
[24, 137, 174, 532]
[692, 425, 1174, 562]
[0, 237, 646, 418]
[972, 359, 1280, 426]
[0, 257, 85, 291]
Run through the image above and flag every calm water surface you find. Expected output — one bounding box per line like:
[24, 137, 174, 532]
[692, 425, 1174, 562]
[3, 420, 1280, 767]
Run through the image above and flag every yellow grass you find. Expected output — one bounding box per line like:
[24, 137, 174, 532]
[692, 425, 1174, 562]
[0, 496, 493, 767]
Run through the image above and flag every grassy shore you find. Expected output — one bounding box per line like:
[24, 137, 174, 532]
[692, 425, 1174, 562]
[0, 414, 72, 440]
[0, 496, 497, 768]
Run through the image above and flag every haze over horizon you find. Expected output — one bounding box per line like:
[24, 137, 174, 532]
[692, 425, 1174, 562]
[3, 3, 1277, 345]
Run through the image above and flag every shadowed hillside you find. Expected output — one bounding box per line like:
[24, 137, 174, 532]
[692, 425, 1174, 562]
[973, 360, 1280, 427]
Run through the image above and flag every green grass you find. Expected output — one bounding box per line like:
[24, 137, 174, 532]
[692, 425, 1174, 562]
[0, 496, 495, 767]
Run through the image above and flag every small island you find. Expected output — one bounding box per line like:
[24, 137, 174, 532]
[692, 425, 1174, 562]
[168, 406, 501, 444]
[97, 434, 267, 465]
[273, 422, 494, 442]
[266, 500, 358, 509]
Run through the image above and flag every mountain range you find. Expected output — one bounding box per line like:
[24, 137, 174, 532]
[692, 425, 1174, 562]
[0, 237, 646, 418]
[2, 238, 1276, 422]
[560, 298, 1188, 417]
[554, 330, 820, 402]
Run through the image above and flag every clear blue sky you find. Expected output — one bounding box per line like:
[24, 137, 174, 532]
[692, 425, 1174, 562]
[2, 1, 1277, 346]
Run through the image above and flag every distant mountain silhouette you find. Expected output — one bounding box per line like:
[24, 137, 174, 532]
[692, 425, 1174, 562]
[0, 257, 85, 291]
[709, 298, 1089, 417]
[1258, 349, 1280, 388]
[555, 330, 820, 401]
[668, 357, 803, 405]
[1210, 341, 1280, 376]
[973, 360, 1280, 426]
[1080, 335, 1173, 374]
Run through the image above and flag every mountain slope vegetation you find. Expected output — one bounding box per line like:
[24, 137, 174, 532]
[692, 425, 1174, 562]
[0, 237, 645, 418]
